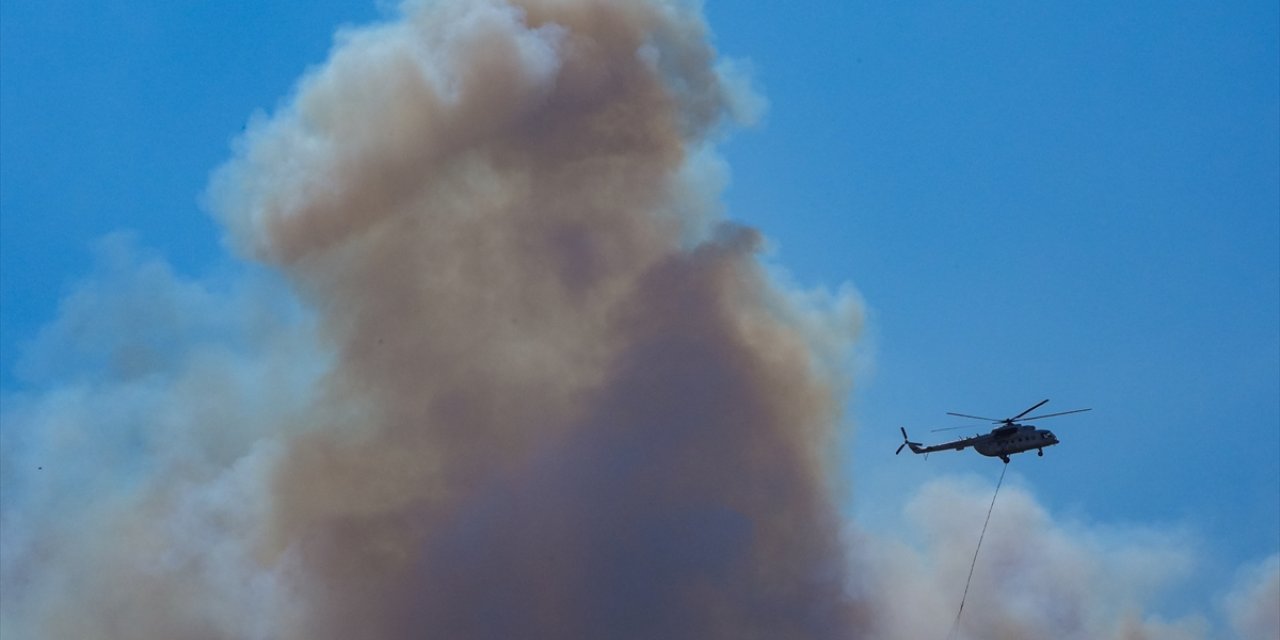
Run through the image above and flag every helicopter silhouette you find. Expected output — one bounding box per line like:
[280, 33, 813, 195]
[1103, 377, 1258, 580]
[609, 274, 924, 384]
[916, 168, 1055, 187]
[897, 399, 1090, 463]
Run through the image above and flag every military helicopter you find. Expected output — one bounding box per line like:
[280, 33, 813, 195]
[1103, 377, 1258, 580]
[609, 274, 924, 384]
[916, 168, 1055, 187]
[896, 399, 1090, 463]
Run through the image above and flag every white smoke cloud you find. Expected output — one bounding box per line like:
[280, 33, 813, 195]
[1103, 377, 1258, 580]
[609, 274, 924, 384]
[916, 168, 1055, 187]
[848, 474, 1227, 640]
[1, 235, 322, 639]
[1224, 553, 1280, 640]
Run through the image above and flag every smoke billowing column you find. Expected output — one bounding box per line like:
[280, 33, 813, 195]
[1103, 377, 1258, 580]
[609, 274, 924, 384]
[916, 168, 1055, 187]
[210, 0, 861, 637]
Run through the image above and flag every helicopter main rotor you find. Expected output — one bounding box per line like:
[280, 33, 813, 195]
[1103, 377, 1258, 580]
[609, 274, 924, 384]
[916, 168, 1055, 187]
[944, 399, 1090, 427]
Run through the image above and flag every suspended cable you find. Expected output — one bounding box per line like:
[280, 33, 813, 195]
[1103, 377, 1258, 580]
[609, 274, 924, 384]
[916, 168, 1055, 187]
[946, 462, 1007, 640]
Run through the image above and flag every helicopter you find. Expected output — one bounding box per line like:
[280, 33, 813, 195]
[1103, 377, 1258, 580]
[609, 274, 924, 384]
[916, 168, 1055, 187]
[896, 399, 1090, 464]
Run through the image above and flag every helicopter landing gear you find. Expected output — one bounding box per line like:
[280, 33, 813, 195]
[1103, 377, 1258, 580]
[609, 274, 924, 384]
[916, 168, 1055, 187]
[1037, 448, 1044, 457]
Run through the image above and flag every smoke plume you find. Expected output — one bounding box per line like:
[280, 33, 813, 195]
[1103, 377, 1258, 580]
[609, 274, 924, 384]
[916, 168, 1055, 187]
[848, 476, 1217, 640]
[211, 1, 862, 637]
[1224, 554, 1280, 640]
[6, 1, 860, 637]
[2, 1, 1274, 639]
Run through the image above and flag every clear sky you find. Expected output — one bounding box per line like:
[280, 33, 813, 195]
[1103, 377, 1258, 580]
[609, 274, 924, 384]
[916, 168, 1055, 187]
[2, 0, 1277, 632]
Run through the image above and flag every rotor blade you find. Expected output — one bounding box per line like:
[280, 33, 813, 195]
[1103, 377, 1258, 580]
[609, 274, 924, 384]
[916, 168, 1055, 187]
[945, 412, 1002, 422]
[1010, 399, 1050, 422]
[930, 425, 973, 433]
[1020, 408, 1092, 421]
[896, 443, 906, 455]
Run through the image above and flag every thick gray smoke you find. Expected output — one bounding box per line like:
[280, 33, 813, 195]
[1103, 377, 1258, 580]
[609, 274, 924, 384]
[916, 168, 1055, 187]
[210, 1, 860, 637]
[2, 1, 1275, 639]
[6, 1, 861, 638]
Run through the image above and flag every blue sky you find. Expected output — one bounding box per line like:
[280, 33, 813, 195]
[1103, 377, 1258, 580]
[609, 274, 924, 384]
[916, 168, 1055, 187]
[702, 0, 1279, 574]
[2, 0, 1277, 626]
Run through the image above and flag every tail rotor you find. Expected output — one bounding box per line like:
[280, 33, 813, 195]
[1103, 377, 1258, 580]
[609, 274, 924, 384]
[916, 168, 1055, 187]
[896, 427, 921, 455]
